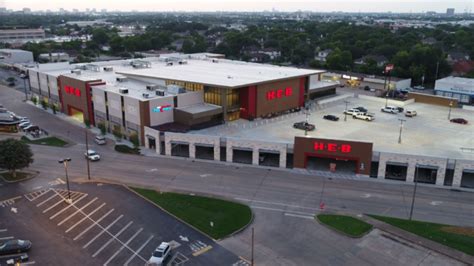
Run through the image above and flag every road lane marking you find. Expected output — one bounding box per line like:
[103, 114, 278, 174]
[49, 194, 88, 219]
[103, 228, 143, 266]
[0, 229, 6, 232]
[36, 192, 57, 206]
[65, 203, 106, 233]
[284, 213, 314, 219]
[124, 235, 153, 266]
[0, 236, 14, 240]
[57, 198, 98, 226]
[251, 205, 317, 216]
[83, 215, 123, 248]
[92, 221, 133, 257]
[235, 197, 320, 211]
[73, 209, 114, 241]
[192, 245, 212, 257]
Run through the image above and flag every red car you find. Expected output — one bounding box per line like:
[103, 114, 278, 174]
[450, 118, 468, 124]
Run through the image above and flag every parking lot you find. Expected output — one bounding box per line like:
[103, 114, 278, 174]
[193, 95, 474, 160]
[1, 183, 247, 266]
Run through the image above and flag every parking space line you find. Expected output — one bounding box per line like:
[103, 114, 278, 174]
[36, 192, 58, 207]
[57, 198, 98, 226]
[0, 229, 7, 232]
[65, 203, 106, 233]
[43, 193, 87, 214]
[103, 228, 143, 266]
[28, 189, 51, 201]
[0, 236, 14, 240]
[74, 209, 114, 241]
[49, 194, 88, 220]
[124, 235, 153, 266]
[92, 221, 133, 257]
[83, 215, 123, 248]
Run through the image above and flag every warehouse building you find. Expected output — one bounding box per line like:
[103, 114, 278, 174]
[435, 76, 474, 104]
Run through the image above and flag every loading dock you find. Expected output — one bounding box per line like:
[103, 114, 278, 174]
[232, 148, 253, 164]
[171, 142, 189, 158]
[414, 165, 438, 184]
[195, 144, 214, 160]
[385, 162, 408, 181]
[460, 170, 474, 188]
[258, 149, 280, 167]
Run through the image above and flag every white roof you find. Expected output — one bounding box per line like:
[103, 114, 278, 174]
[436, 76, 474, 86]
[117, 59, 323, 88]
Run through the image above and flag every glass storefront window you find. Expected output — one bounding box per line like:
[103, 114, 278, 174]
[204, 87, 222, 105]
[226, 88, 240, 108]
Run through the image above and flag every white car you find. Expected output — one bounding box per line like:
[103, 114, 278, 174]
[353, 113, 375, 121]
[19, 121, 31, 129]
[148, 242, 171, 265]
[343, 108, 360, 115]
[381, 106, 399, 114]
[94, 135, 107, 145]
[84, 150, 101, 161]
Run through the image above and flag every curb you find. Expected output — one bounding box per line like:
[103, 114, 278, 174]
[0, 170, 40, 183]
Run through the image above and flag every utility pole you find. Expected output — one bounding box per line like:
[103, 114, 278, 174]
[85, 128, 91, 180]
[251, 227, 254, 266]
[409, 166, 418, 220]
[398, 119, 406, 144]
[58, 158, 72, 204]
[304, 107, 309, 136]
[344, 100, 349, 121]
[435, 61, 440, 80]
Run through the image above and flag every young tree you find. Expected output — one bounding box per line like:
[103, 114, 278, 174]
[129, 133, 139, 148]
[84, 119, 91, 128]
[40, 99, 48, 110]
[112, 126, 122, 140]
[0, 139, 34, 178]
[50, 103, 57, 114]
[97, 122, 107, 135]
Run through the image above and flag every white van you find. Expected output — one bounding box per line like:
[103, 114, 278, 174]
[381, 106, 399, 114]
[94, 135, 106, 145]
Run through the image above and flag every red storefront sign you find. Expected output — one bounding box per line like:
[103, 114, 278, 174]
[266, 87, 293, 100]
[313, 142, 352, 153]
[64, 85, 81, 97]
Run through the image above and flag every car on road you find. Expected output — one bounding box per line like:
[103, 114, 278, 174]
[0, 239, 32, 255]
[94, 135, 107, 145]
[84, 150, 101, 161]
[19, 122, 31, 129]
[354, 106, 368, 113]
[353, 112, 375, 121]
[405, 110, 417, 117]
[323, 115, 339, 121]
[381, 106, 399, 114]
[450, 118, 468, 125]
[343, 108, 360, 115]
[413, 85, 425, 90]
[293, 121, 315, 131]
[149, 242, 171, 265]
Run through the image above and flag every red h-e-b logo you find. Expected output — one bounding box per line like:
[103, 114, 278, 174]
[314, 142, 352, 153]
[64, 86, 81, 97]
[266, 87, 293, 100]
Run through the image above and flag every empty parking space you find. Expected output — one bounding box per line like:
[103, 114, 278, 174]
[21, 184, 240, 265]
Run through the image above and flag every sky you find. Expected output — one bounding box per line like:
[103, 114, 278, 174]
[3, 0, 474, 13]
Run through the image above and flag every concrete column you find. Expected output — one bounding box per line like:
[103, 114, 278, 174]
[377, 158, 387, 179]
[226, 144, 233, 163]
[165, 141, 171, 156]
[252, 148, 259, 166]
[189, 143, 196, 159]
[144, 136, 149, 150]
[155, 138, 160, 154]
[435, 166, 445, 186]
[406, 163, 416, 183]
[213, 144, 220, 161]
[452, 166, 463, 187]
[279, 149, 287, 168]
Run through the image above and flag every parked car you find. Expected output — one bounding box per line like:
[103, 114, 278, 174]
[363, 86, 371, 91]
[354, 106, 368, 113]
[293, 121, 316, 131]
[405, 110, 417, 117]
[148, 242, 171, 265]
[381, 106, 399, 114]
[84, 150, 101, 161]
[23, 125, 39, 132]
[0, 239, 32, 255]
[353, 113, 375, 121]
[450, 118, 468, 125]
[413, 85, 425, 90]
[343, 108, 360, 115]
[94, 135, 107, 145]
[323, 115, 339, 121]
[396, 107, 404, 112]
[19, 122, 31, 129]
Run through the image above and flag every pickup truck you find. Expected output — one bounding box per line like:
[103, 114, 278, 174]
[353, 112, 375, 121]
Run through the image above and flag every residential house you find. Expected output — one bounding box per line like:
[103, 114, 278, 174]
[354, 55, 388, 67]
[314, 49, 332, 62]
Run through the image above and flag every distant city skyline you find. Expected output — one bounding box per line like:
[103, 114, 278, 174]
[2, 0, 473, 13]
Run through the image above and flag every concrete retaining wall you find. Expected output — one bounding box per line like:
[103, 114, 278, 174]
[358, 94, 413, 107]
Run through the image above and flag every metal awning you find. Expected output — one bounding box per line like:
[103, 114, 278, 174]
[462, 169, 474, 174]
[145, 135, 156, 140]
[195, 143, 214, 148]
[170, 141, 189, 145]
[232, 147, 253, 152]
[259, 149, 280, 154]
[386, 161, 408, 167]
[416, 164, 439, 170]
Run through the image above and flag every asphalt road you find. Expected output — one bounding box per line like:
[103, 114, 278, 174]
[1, 79, 473, 265]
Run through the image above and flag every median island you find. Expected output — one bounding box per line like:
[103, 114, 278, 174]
[131, 188, 252, 239]
[317, 214, 373, 238]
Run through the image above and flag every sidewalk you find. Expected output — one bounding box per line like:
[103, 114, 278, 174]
[361, 215, 474, 265]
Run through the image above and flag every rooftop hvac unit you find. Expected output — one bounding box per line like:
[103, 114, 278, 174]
[142, 93, 150, 98]
[116, 76, 127, 82]
[156, 89, 165, 96]
[146, 84, 158, 91]
[71, 69, 81, 75]
[118, 88, 128, 94]
[103, 66, 113, 72]
[178, 60, 188, 65]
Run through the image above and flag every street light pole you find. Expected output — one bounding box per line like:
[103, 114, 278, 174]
[304, 107, 309, 136]
[251, 227, 254, 266]
[398, 119, 406, 144]
[85, 128, 91, 180]
[448, 101, 453, 120]
[409, 166, 418, 220]
[58, 158, 72, 204]
[344, 100, 349, 121]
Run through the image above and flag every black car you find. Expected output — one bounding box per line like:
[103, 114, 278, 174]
[323, 115, 339, 121]
[354, 106, 368, 113]
[0, 240, 32, 255]
[450, 118, 468, 125]
[293, 122, 315, 131]
[397, 107, 404, 113]
[364, 85, 371, 91]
